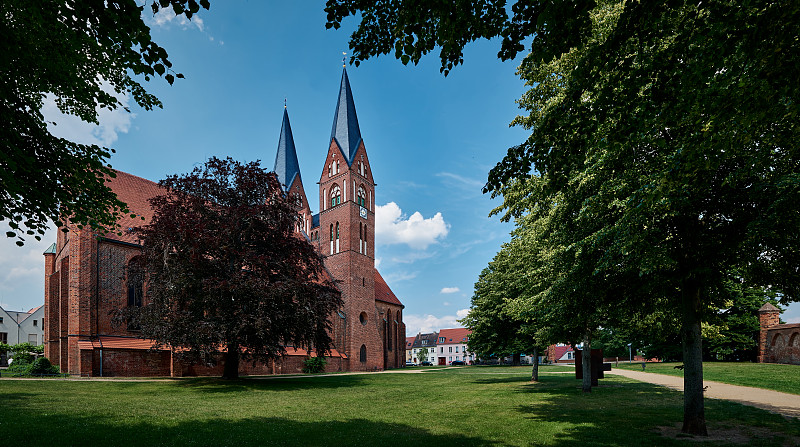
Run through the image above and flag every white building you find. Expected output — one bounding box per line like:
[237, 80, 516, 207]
[408, 332, 438, 364]
[436, 328, 474, 365]
[1, 305, 44, 346]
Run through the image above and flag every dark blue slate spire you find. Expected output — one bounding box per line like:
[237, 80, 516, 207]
[274, 108, 301, 192]
[330, 68, 363, 165]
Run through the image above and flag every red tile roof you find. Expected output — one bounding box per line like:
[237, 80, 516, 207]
[550, 345, 574, 360]
[406, 336, 415, 348]
[438, 328, 471, 344]
[374, 269, 403, 307]
[100, 170, 166, 244]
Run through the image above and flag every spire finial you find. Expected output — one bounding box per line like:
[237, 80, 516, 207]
[342, 52, 347, 68]
[284, 97, 287, 109]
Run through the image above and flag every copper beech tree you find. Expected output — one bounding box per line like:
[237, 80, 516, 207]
[122, 157, 341, 379]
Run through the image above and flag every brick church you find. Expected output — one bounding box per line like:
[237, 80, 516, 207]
[43, 68, 406, 376]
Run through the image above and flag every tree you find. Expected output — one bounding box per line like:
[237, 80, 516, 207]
[121, 157, 342, 379]
[326, 0, 800, 435]
[417, 347, 429, 364]
[2, 1, 210, 245]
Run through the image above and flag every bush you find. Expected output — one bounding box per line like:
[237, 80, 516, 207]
[3, 356, 61, 377]
[302, 356, 327, 373]
[30, 357, 60, 375]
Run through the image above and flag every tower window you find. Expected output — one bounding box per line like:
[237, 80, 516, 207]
[330, 184, 341, 207]
[359, 312, 367, 325]
[329, 224, 334, 255]
[360, 344, 367, 363]
[357, 185, 366, 207]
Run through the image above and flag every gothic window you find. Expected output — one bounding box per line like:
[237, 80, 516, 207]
[359, 223, 363, 254]
[335, 222, 340, 253]
[357, 185, 366, 207]
[387, 310, 393, 351]
[328, 163, 332, 177]
[330, 184, 341, 207]
[359, 344, 367, 363]
[336, 161, 340, 174]
[127, 257, 144, 308]
[329, 224, 334, 254]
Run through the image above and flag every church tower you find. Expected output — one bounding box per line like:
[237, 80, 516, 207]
[274, 107, 312, 235]
[318, 68, 380, 371]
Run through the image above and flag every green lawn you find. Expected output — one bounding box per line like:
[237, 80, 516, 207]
[0, 367, 797, 446]
[613, 362, 800, 395]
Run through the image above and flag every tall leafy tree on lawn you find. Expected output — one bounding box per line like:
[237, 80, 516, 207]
[326, 0, 800, 435]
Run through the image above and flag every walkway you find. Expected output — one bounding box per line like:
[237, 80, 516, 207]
[610, 369, 800, 419]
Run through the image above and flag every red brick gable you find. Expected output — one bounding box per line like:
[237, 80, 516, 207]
[102, 170, 166, 244]
[374, 269, 402, 306]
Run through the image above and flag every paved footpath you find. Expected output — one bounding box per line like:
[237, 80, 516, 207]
[610, 369, 800, 419]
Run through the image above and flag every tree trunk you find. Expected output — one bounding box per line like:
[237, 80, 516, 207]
[582, 334, 592, 393]
[512, 353, 521, 366]
[222, 343, 240, 379]
[531, 348, 539, 382]
[681, 281, 707, 436]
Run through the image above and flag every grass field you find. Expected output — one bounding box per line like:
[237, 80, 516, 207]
[1, 365, 798, 446]
[613, 362, 800, 395]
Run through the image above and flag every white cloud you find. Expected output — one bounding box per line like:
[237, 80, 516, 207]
[436, 172, 484, 190]
[374, 258, 381, 269]
[440, 287, 460, 294]
[151, 7, 204, 31]
[383, 270, 418, 283]
[42, 83, 134, 147]
[404, 309, 470, 335]
[0, 224, 56, 312]
[375, 202, 449, 250]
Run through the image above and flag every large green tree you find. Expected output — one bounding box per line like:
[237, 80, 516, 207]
[1, 0, 209, 245]
[326, 0, 800, 435]
[121, 157, 342, 379]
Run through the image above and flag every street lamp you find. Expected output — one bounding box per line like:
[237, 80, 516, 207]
[627, 343, 632, 363]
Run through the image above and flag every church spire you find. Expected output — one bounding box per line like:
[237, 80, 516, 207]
[274, 108, 301, 192]
[330, 67, 363, 165]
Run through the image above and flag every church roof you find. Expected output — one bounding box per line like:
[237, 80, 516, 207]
[374, 269, 403, 307]
[330, 68, 363, 166]
[103, 171, 166, 244]
[43, 243, 56, 254]
[274, 108, 301, 192]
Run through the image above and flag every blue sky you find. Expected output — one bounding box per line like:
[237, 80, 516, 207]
[1, 2, 798, 333]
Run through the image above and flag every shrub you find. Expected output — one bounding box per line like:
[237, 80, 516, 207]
[3, 356, 61, 377]
[302, 356, 327, 373]
[30, 357, 60, 376]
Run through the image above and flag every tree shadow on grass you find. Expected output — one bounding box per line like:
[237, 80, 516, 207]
[0, 410, 502, 447]
[175, 375, 368, 393]
[512, 375, 800, 446]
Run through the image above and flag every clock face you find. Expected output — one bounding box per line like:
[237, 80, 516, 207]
[360, 207, 367, 219]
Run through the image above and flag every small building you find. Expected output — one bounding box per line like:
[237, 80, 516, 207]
[436, 328, 473, 365]
[0, 305, 44, 366]
[546, 344, 576, 363]
[758, 303, 800, 365]
[408, 332, 438, 364]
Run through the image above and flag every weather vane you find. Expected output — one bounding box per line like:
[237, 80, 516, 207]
[284, 97, 287, 109]
[342, 52, 347, 67]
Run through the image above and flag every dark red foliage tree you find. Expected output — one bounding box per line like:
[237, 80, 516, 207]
[126, 157, 341, 379]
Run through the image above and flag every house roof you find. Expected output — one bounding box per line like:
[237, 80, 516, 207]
[550, 345, 574, 360]
[411, 332, 438, 349]
[274, 108, 301, 192]
[330, 68, 363, 166]
[438, 328, 471, 344]
[102, 170, 167, 244]
[406, 336, 415, 349]
[374, 269, 403, 307]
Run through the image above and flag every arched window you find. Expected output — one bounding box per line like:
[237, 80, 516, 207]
[127, 257, 144, 308]
[330, 184, 341, 207]
[359, 344, 367, 363]
[359, 223, 363, 254]
[336, 161, 340, 174]
[329, 224, 334, 254]
[335, 222, 340, 253]
[328, 163, 332, 177]
[357, 186, 366, 207]
[386, 310, 393, 351]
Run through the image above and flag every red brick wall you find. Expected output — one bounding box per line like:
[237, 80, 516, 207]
[763, 327, 800, 365]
